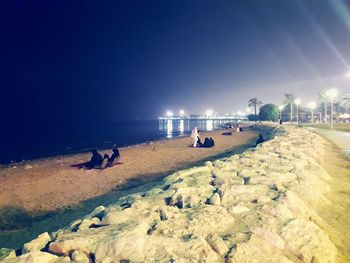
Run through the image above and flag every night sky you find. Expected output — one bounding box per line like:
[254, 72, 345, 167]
[1, 0, 350, 121]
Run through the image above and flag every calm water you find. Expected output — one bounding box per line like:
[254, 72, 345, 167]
[0, 119, 235, 164]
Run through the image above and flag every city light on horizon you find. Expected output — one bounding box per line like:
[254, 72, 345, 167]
[205, 109, 214, 117]
[166, 111, 173, 118]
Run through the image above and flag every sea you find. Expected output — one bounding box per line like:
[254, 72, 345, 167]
[0, 119, 237, 165]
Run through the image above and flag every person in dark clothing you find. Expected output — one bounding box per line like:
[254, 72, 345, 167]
[100, 154, 110, 169]
[279, 119, 283, 125]
[202, 138, 211, 148]
[86, 150, 103, 169]
[209, 137, 215, 146]
[196, 136, 202, 147]
[108, 148, 120, 167]
[255, 134, 264, 146]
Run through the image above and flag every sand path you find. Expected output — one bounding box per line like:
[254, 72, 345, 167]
[0, 129, 257, 213]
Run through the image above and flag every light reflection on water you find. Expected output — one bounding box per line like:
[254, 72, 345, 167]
[166, 120, 173, 138]
[159, 119, 238, 138]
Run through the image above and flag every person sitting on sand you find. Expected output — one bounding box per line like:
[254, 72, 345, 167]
[255, 134, 264, 147]
[202, 137, 211, 148]
[191, 127, 199, 147]
[108, 148, 120, 167]
[209, 137, 215, 146]
[86, 150, 103, 169]
[100, 154, 110, 169]
[197, 136, 202, 147]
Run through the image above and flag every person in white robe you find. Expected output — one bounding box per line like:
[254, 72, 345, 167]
[191, 127, 198, 147]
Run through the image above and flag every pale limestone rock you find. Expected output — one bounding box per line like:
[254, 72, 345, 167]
[22, 232, 51, 253]
[206, 233, 228, 255]
[71, 250, 89, 263]
[86, 205, 106, 219]
[229, 234, 293, 263]
[208, 193, 221, 205]
[0, 248, 16, 260]
[251, 227, 285, 249]
[4, 251, 70, 263]
[228, 205, 250, 215]
[280, 218, 337, 262]
[77, 217, 100, 231]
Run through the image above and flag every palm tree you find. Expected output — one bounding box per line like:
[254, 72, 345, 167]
[318, 91, 328, 122]
[340, 93, 350, 112]
[284, 93, 296, 122]
[248, 98, 263, 116]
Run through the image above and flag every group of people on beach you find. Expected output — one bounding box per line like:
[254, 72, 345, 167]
[80, 125, 263, 170]
[191, 127, 215, 148]
[83, 148, 120, 169]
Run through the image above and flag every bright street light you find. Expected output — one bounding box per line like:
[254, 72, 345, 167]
[179, 110, 185, 117]
[307, 101, 316, 123]
[294, 98, 301, 123]
[246, 108, 251, 113]
[326, 88, 338, 129]
[325, 88, 338, 99]
[166, 111, 173, 118]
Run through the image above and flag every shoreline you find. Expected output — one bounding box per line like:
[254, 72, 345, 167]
[0, 128, 259, 214]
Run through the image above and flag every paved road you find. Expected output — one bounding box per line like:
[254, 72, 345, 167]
[307, 127, 350, 158]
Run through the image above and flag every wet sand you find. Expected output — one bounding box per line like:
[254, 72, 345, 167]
[0, 129, 258, 213]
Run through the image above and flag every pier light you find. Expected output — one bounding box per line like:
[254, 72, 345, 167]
[179, 109, 185, 117]
[166, 111, 173, 118]
[294, 99, 301, 123]
[308, 101, 316, 124]
[326, 88, 338, 129]
[206, 109, 213, 117]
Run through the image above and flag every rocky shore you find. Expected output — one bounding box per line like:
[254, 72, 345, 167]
[1, 125, 339, 262]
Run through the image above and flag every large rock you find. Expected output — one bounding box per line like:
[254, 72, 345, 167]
[22, 232, 51, 253]
[4, 251, 70, 263]
[280, 218, 337, 262]
[0, 248, 16, 260]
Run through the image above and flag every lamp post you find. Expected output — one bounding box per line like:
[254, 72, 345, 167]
[294, 98, 301, 123]
[278, 105, 283, 120]
[307, 102, 316, 124]
[325, 88, 338, 129]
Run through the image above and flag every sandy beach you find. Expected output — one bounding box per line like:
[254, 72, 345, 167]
[0, 128, 258, 213]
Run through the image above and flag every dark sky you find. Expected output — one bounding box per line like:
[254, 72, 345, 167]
[1, 0, 350, 121]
